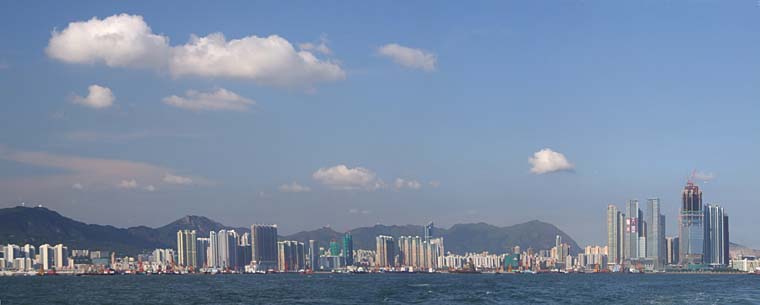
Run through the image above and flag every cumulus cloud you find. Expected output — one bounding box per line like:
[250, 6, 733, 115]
[72, 84, 115, 109]
[529, 148, 575, 174]
[394, 178, 422, 190]
[117, 179, 138, 189]
[279, 181, 311, 193]
[47, 14, 345, 88]
[312, 165, 383, 190]
[162, 88, 254, 112]
[163, 173, 193, 185]
[378, 43, 437, 71]
[144, 185, 157, 192]
[428, 181, 441, 188]
[46, 14, 170, 68]
[72, 183, 84, 190]
[170, 33, 345, 86]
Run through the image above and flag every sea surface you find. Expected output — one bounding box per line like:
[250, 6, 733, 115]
[1, 273, 759, 305]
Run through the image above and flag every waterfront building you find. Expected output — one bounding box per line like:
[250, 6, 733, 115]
[277, 240, 306, 272]
[626, 199, 643, 260]
[704, 204, 729, 266]
[607, 205, 624, 265]
[53, 244, 68, 269]
[665, 236, 679, 265]
[196, 237, 209, 268]
[375, 235, 395, 268]
[176, 230, 197, 268]
[679, 181, 704, 265]
[308, 240, 319, 270]
[646, 198, 666, 270]
[217, 229, 229, 269]
[251, 224, 278, 271]
[343, 232, 354, 266]
[208, 231, 218, 268]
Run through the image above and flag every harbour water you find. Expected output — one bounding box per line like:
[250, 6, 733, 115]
[1, 273, 759, 304]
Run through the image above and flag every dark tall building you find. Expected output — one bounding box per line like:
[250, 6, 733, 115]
[704, 204, 729, 266]
[424, 222, 434, 241]
[251, 224, 278, 271]
[343, 232, 354, 266]
[679, 182, 704, 265]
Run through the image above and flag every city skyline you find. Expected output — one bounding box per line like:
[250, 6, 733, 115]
[1, 1, 760, 249]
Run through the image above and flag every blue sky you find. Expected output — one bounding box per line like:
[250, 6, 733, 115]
[1, 0, 759, 247]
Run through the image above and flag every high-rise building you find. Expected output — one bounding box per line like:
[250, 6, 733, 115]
[375, 235, 395, 268]
[343, 232, 354, 266]
[217, 229, 229, 269]
[646, 198, 666, 270]
[196, 237, 210, 268]
[329, 240, 340, 256]
[308, 240, 319, 270]
[424, 222, 434, 241]
[239, 232, 252, 267]
[679, 182, 704, 265]
[607, 205, 623, 265]
[251, 224, 278, 271]
[176, 230, 197, 268]
[53, 244, 68, 269]
[666, 236, 679, 265]
[39, 244, 53, 270]
[626, 200, 643, 260]
[704, 204, 729, 266]
[277, 240, 305, 272]
[208, 231, 218, 268]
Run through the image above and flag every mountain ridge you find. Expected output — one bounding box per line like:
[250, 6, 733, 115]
[1, 206, 580, 255]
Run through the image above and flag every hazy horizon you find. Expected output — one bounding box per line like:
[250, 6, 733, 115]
[1, 1, 759, 248]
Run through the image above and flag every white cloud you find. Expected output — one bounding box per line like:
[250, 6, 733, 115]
[279, 182, 311, 193]
[117, 179, 138, 189]
[163, 173, 193, 185]
[163, 88, 254, 112]
[529, 148, 575, 174]
[693, 171, 715, 181]
[299, 36, 332, 55]
[312, 164, 383, 190]
[378, 43, 437, 71]
[46, 14, 170, 68]
[72, 183, 84, 190]
[428, 181, 441, 188]
[144, 185, 157, 192]
[47, 14, 345, 88]
[72, 84, 115, 109]
[170, 33, 344, 87]
[394, 178, 422, 190]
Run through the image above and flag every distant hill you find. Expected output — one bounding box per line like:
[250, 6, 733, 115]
[0, 207, 247, 255]
[730, 242, 760, 258]
[0, 206, 581, 256]
[284, 220, 581, 254]
[0, 206, 163, 255]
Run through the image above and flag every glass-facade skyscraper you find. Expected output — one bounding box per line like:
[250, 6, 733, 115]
[343, 232, 354, 266]
[679, 182, 704, 265]
[625, 200, 643, 260]
[646, 198, 665, 270]
[704, 204, 729, 266]
[251, 224, 278, 271]
[607, 204, 624, 265]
